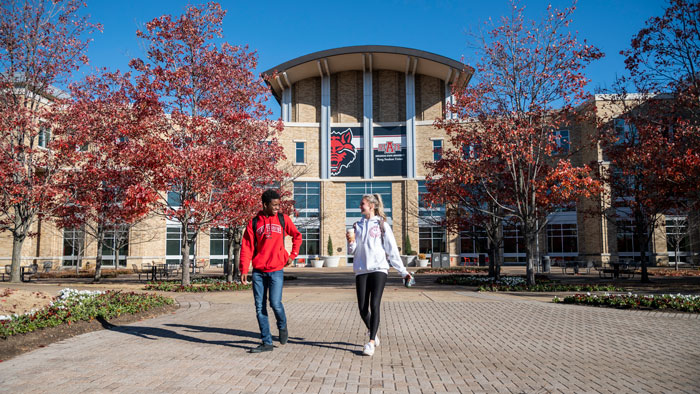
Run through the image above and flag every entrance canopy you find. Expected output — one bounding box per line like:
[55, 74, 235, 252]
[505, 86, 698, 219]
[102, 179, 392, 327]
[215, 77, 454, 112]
[263, 45, 474, 103]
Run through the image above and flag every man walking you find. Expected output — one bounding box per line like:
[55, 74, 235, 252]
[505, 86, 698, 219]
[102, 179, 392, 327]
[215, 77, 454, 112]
[240, 189, 302, 353]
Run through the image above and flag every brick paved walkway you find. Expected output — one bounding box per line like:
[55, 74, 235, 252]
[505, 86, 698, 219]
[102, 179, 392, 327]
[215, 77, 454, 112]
[1, 276, 699, 393]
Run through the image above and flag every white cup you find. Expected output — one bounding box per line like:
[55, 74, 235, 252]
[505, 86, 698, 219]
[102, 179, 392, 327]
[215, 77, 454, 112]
[346, 228, 355, 242]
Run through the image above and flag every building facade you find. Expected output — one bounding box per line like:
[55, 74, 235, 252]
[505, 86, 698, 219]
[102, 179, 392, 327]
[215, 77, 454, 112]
[1, 46, 697, 269]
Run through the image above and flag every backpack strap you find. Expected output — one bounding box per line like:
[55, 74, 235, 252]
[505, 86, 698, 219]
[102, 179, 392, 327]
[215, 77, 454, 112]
[278, 213, 285, 235]
[252, 217, 259, 256]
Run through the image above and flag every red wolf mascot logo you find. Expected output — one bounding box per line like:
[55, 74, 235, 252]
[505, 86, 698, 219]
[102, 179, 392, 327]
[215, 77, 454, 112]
[330, 128, 357, 176]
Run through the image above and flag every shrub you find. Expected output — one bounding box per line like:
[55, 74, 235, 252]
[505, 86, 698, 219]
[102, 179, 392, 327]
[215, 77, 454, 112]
[404, 235, 413, 255]
[327, 235, 333, 256]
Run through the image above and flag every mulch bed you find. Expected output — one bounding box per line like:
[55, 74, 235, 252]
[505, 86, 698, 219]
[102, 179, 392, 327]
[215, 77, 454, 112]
[0, 304, 178, 362]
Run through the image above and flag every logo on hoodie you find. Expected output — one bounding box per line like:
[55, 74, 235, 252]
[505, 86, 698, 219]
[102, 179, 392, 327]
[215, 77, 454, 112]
[330, 128, 357, 176]
[369, 225, 381, 238]
[256, 224, 282, 236]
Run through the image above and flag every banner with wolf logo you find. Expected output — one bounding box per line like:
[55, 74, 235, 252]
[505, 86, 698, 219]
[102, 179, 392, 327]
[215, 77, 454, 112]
[373, 126, 407, 177]
[330, 127, 363, 177]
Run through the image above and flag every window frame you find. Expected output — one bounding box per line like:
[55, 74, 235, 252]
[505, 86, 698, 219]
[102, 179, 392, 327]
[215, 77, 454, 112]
[431, 138, 443, 161]
[294, 140, 306, 165]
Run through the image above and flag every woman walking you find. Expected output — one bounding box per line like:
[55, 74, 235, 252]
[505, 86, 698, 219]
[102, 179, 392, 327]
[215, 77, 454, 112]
[347, 193, 412, 356]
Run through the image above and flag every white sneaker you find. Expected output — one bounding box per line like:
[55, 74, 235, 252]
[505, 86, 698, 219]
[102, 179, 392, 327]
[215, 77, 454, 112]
[366, 331, 379, 347]
[362, 342, 375, 356]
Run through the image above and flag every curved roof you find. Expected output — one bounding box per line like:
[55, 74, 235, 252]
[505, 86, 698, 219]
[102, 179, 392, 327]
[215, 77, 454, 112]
[262, 45, 474, 103]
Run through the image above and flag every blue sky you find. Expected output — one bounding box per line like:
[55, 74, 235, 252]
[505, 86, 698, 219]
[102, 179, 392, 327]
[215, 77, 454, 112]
[79, 0, 667, 116]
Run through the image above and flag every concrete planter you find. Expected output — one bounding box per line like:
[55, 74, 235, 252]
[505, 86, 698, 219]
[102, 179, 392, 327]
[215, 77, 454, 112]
[310, 258, 324, 268]
[323, 256, 340, 268]
[417, 259, 429, 267]
[401, 255, 417, 267]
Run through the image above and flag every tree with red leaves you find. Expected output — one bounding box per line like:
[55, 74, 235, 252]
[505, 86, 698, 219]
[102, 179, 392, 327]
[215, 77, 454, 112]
[429, 1, 602, 285]
[0, 0, 100, 282]
[52, 70, 161, 282]
[597, 0, 699, 280]
[130, 2, 284, 286]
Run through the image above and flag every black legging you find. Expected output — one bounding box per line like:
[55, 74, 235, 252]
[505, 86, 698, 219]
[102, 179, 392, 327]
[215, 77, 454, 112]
[355, 272, 387, 341]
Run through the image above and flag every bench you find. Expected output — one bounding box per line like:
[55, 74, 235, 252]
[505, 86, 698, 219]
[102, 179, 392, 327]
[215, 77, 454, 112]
[132, 264, 150, 281]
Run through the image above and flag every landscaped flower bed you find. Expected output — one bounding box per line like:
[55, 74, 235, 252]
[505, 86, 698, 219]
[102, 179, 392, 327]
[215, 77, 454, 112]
[436, 274, 622, 292]
[0, 289, 174, 337]
[416, 266, 488, 274]
[554, 292, 700, 313]
[144, 278, 252, 292]
[649, 269, 700, 277]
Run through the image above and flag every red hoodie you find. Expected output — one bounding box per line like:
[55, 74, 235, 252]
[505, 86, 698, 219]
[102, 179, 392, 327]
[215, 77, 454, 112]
[239, 211, 302, 276]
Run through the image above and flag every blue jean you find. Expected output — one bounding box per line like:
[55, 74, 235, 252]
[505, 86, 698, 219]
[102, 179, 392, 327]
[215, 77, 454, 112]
[252, 269, 286, 345]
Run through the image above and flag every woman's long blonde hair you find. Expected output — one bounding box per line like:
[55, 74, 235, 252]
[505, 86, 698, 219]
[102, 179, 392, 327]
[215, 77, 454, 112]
[362, 193, 387, 221]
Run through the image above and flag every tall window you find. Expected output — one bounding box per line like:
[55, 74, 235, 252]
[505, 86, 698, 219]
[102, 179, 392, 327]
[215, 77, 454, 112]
[295, 141, 305, 164]
[167, 190, 182, 207]
[546, 223, 578, 255]
[209, 228, 229, 267]
[616, 220, 640, 259]
[102, 226, 128, 267]
[166, 226, 195, 265]
[346, 182, 392, 220]
[294, 182, 320, 218]
[419, 227, 446, 255]
[554, 130, 570, 154]
[614, 118, 638, 144]
[503, 224, 526, 264]
[418, 181, 445, 218]
[665, 217, 690, 264]
[460, 227, 488, 255]
[298, 227, 320, 256]
[294, 182, 321, 257]
[62, 227, 84, 267]
[38, 126, 51, 148]
[432, 139, 443, 161]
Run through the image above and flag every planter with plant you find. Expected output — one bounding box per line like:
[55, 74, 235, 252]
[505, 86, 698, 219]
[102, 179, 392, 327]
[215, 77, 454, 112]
[417, 253, 429, 267]
[401, 235, 417, 267]
[323, 235, 340, 267]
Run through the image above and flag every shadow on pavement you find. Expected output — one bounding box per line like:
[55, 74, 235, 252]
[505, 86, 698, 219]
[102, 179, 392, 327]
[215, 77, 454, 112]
[101, 322, 259, 350]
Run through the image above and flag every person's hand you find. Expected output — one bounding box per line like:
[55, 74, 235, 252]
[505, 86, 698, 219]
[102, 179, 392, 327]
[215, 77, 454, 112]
[403, 273, 412, 281]
[285, 258, 294, 267]
[241, 275, 248, 285]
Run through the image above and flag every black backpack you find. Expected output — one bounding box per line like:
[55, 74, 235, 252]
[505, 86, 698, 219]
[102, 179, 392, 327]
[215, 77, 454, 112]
[252, 213, 285, 255]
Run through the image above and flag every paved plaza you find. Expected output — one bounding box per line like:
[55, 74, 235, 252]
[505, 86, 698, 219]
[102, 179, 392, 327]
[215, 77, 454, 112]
[1, 268, 699, 393]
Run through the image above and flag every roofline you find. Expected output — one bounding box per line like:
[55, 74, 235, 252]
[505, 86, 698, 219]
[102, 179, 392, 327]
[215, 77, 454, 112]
[262, 45, 470, 77]
[262, 45, 474, 103]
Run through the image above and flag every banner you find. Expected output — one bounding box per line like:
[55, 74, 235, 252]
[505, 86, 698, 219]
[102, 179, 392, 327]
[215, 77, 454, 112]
[330, 127, 363, 177]
[373, 126, 407, 177]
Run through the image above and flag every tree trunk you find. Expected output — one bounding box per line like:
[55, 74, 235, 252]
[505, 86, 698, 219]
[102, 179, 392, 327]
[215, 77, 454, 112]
[181, 225, 192, 286]
[93, 228, 105, 283]
[114, 245, 121, 276]
[525, 233, 537, 286]
[226, 230, 235, 283]
[9, 235, 26, 283]
[675, 242, 680, 271]
[232, 226, 244, 282]
[635, 216, 651, 283]
[487, 223, 503, 280]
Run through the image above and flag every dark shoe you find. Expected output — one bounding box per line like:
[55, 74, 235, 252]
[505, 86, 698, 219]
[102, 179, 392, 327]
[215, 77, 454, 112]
[249, 344, 273, 353]
[279, 328, 288, 345]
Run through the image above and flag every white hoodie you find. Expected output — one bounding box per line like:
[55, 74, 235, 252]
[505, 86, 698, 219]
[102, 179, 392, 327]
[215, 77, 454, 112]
[347, 215, 409, 277]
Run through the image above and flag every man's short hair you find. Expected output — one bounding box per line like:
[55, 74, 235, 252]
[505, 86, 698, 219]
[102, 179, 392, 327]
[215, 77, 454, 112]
[262, 189, 280, 205]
